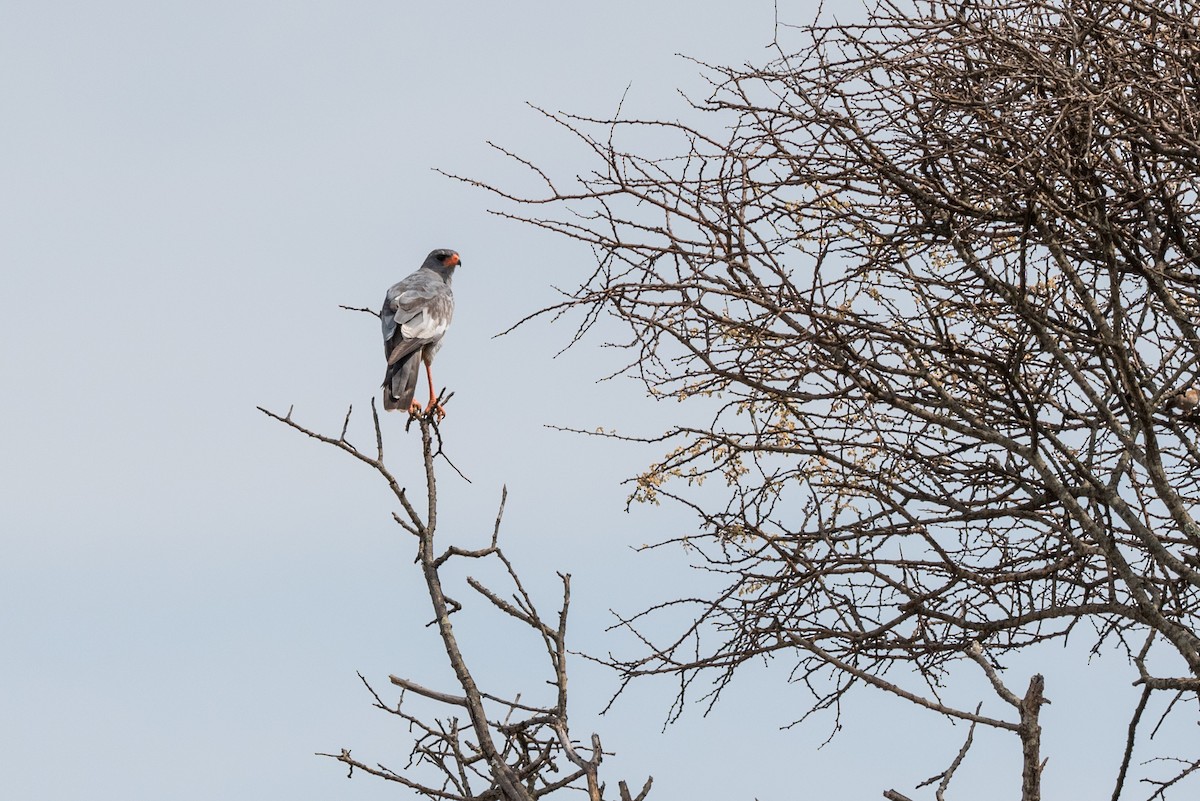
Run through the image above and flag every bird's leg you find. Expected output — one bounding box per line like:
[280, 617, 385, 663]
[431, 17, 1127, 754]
[423, 360, 445, 420]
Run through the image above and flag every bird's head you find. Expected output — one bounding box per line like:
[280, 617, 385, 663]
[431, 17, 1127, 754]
[425, 249, 461, 271]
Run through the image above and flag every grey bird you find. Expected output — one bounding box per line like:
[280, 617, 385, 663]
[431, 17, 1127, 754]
[381, 249, 460, 417]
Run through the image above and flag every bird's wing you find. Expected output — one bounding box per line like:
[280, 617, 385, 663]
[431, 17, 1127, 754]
[382, 272, 454, 365]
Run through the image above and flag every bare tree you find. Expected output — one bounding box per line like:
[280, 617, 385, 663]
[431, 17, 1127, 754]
[259, 403, 652, 801]
[459, 1, 1200, 798]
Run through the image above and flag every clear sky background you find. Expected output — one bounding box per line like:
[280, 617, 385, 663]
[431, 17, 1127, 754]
[1, 2, 1177, 800]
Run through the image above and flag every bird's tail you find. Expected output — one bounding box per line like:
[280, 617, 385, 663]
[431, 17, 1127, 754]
[382, 352, 422, 412]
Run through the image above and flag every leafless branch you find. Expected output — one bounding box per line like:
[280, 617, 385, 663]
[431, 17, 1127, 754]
[461, 0, 1200, 797]
[261, 407, 650, 799]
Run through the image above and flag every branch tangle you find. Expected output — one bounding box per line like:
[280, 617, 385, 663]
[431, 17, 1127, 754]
[461, 1, 1200, 797]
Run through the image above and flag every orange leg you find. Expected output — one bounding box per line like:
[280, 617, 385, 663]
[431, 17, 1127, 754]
[423, 360, 445, 419]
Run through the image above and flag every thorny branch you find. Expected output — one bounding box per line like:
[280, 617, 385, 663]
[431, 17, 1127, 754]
[455, 1, 1200, 798]
[260, 404, 649, 800]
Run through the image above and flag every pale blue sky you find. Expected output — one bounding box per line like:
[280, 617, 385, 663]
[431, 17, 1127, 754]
[0, 3, 1173, 799]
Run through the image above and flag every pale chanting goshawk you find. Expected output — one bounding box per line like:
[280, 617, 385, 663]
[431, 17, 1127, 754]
[380, 249, 460, 417]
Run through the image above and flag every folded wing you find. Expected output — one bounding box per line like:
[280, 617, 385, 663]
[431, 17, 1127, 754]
[381, 271, 454, 411]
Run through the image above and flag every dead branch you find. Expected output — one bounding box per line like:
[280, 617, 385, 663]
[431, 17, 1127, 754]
[260, 406, 650, 799]
[460, 1, 1200, 797]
